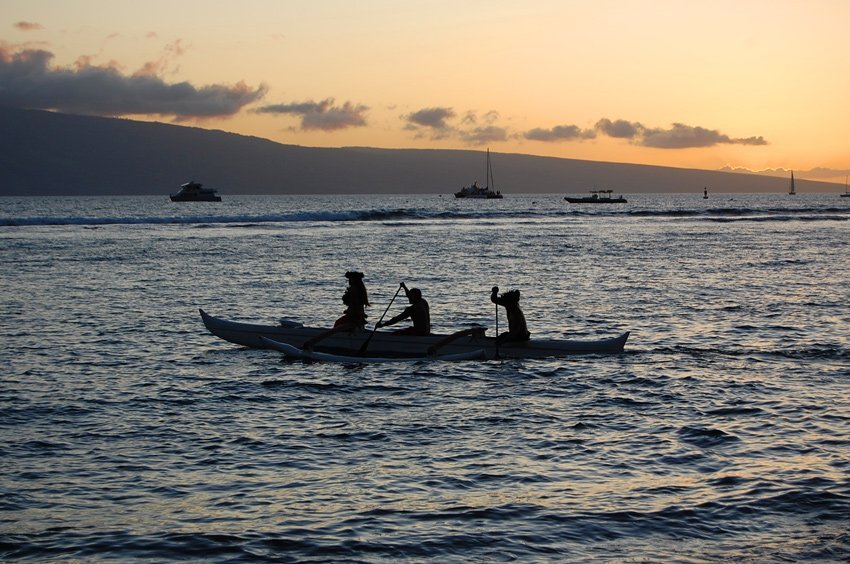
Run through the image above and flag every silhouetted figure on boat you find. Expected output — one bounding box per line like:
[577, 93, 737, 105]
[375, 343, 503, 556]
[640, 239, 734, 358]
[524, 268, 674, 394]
[303, 271, 370, 350]
[376, 282, 431, 336]
[491, 286, 530, 344]
[334, 271, 370, 328]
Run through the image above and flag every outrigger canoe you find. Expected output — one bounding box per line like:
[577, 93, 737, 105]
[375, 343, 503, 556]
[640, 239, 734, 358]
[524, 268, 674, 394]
[200, 309, 629, 360]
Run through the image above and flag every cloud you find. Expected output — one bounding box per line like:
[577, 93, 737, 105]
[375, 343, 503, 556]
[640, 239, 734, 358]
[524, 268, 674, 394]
[595, 118, 641, 139]
[594, 118, 767, 148]
[461, 125, 509, 145]
[522, 117, 767, 149]
[461, 110, 477, 125]
[133, 39, 189, 78]
[640, 123, 767, 148]
[402, 106, 456, 139]
[0, 45, 267, 119]
[719, 166, 850, 180]
[524, 124, 596, 142]
[482, 110, 500, 124]
[14, 22, 43, 31]
[806, 167, 850, 179]
[405, 107, 455, 129]
[402, 107, 509, 144]
[255, 98, 368, 130]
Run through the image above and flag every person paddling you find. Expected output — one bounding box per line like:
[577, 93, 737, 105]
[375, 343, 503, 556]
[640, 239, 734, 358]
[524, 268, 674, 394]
[491, 286, 530, 344]
[376, 282, 431, 336]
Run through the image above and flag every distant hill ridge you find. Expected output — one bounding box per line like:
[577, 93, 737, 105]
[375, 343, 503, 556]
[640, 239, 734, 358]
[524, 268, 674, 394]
[0, 107, 832, 196]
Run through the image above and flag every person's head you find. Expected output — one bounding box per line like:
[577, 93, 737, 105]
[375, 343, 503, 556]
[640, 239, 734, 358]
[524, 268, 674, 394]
[345, 271, 364, 283]
[408, 288, 422, 303]
[501, 289, 521, 304]
[344, 271, 369, 306]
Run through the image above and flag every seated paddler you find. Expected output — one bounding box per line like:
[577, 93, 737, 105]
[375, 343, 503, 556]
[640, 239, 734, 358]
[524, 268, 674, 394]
[376, 282, 431, 336]
[334, 271, 370, 328]
[491, 286, 530, 344]
[303, 271, 370, 350]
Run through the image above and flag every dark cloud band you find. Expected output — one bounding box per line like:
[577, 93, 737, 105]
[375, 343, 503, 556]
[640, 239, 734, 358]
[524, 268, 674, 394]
[524, 125, 595, 142]
[0, 46, 266, 119]
[596, 118, 767, 148]
[524, 117, 767, 149]
[402, 107, 506, 145]
[405, 107, 455, 129]
[255, 98, 368, 131]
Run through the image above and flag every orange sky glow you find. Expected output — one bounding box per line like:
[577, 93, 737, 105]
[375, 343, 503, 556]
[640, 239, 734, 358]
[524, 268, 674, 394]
[2, 0, 849, 182]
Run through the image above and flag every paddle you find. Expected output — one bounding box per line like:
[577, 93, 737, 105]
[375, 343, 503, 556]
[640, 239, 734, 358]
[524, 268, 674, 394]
[495, 294, 500, 359]
[492, 286, 501, 359]
[358, 283, 403, 355]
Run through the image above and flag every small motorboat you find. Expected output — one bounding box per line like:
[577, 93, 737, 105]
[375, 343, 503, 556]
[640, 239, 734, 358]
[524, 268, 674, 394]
[564, 190, 627, 204]
[170, 181, 222, 202]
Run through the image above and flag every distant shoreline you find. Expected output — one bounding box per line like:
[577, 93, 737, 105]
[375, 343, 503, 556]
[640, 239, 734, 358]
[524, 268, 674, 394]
[1, 107, 843, 196]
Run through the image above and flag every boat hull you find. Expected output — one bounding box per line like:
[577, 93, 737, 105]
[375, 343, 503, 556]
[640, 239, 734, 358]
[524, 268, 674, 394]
[170, 181, 222, 202]
[564, 197, 627, 204]
[200, 309, 629, 359]
[170, 194, 221, 202]
[455, 193, 503, 199]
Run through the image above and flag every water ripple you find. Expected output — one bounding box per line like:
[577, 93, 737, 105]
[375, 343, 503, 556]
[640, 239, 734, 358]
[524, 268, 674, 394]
[2, 194, 849, 561]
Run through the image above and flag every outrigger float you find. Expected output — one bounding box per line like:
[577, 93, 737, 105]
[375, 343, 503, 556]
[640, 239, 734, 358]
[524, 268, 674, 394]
[200, 309, 629, 362]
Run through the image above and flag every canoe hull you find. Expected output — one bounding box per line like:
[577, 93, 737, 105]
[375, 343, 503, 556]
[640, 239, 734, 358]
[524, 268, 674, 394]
[200, 309, 629, 359]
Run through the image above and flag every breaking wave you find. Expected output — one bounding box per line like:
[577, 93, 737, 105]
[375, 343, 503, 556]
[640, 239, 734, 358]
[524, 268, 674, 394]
[0, 209, 419, 227]
[2, 202, 848, 227]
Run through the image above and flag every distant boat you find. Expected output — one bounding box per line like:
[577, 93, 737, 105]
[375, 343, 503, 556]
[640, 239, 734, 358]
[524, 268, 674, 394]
[170, 181, 221, 202]
[564, 189, 627, 204]
[455, 149, 503, 199]
[789, 171, 796, 195]
[703, 187, 709, 199]
[842, 176, 849, 198]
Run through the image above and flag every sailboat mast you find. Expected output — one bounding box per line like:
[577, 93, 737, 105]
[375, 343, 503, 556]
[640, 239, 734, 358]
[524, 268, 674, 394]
[488, 149, 495, 190]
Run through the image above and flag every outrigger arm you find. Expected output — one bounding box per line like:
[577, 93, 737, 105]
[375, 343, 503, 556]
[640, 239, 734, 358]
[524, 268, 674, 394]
[426, 326, 486, 356]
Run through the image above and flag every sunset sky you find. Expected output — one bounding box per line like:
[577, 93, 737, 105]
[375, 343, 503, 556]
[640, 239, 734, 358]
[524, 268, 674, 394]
[2, 0, 849, 182]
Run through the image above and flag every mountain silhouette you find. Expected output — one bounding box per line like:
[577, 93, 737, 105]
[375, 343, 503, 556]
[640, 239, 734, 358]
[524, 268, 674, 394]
[0, 107, 827, 196]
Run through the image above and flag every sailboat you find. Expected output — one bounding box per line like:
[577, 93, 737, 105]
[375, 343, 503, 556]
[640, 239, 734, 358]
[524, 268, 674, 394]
[789, 171, 796, 195]
[455, 149, 503, 199]
[841, 176, 849, 198]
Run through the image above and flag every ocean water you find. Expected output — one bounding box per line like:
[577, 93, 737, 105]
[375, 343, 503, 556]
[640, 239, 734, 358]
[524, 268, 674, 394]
[1, 193, 848, 561]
